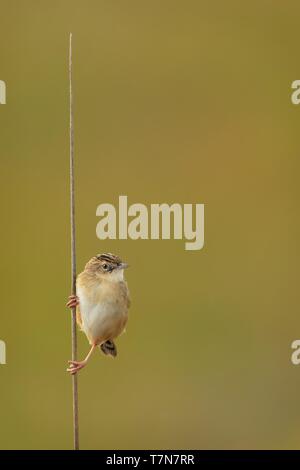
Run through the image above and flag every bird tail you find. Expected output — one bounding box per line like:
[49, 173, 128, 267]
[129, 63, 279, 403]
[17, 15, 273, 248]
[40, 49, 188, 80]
[100, 340, 117, 357]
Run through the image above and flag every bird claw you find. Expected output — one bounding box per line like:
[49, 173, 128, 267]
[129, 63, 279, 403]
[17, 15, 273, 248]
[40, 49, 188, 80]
[66, 295, 79, 308]
[67, 360, 86, 375]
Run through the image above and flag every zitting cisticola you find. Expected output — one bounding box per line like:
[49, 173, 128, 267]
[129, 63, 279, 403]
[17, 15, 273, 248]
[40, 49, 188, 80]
[66, 253, 130, 374]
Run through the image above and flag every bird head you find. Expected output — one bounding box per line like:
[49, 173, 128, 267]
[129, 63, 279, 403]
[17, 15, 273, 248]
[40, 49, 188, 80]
[85, 253, 129, 282]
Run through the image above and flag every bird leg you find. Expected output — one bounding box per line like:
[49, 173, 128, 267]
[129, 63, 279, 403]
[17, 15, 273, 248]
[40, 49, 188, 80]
[66, 294, 79, 308]
[67, 344, 96, 375]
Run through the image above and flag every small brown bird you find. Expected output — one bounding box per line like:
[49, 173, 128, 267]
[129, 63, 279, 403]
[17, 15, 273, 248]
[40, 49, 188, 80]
[66, 253, 130, 374]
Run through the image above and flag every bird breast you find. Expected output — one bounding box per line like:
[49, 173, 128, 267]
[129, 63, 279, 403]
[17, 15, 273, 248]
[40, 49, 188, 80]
[77, 279, 129, 345]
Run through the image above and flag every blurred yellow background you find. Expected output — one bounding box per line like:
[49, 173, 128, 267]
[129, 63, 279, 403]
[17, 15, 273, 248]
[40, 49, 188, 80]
[0, 0, 300, 450]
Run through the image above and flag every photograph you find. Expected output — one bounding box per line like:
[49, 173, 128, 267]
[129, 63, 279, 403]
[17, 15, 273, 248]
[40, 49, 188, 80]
[0, 0, 299, 462]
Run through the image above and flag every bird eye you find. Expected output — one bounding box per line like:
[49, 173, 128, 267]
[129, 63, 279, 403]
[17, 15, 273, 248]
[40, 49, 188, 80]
[102, 263, 108, 270]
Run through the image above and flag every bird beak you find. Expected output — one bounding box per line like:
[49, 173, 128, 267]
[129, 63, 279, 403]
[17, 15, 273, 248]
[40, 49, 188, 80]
[118, 262, 129, 270]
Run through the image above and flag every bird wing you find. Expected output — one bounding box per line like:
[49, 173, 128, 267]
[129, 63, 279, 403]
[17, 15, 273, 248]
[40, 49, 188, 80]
[122, 281, 131, 309]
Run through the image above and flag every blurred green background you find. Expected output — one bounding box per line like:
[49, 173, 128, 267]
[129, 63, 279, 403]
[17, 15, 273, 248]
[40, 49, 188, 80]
[0, 0, 300, 450]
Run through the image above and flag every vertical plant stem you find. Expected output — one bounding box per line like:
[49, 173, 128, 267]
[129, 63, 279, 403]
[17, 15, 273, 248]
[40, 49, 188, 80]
[69, 32, 79, 451]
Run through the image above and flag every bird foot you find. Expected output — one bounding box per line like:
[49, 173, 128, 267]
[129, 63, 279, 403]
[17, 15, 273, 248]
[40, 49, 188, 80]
[67, 360, 87, 375]
[66, 295, 79, 308]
